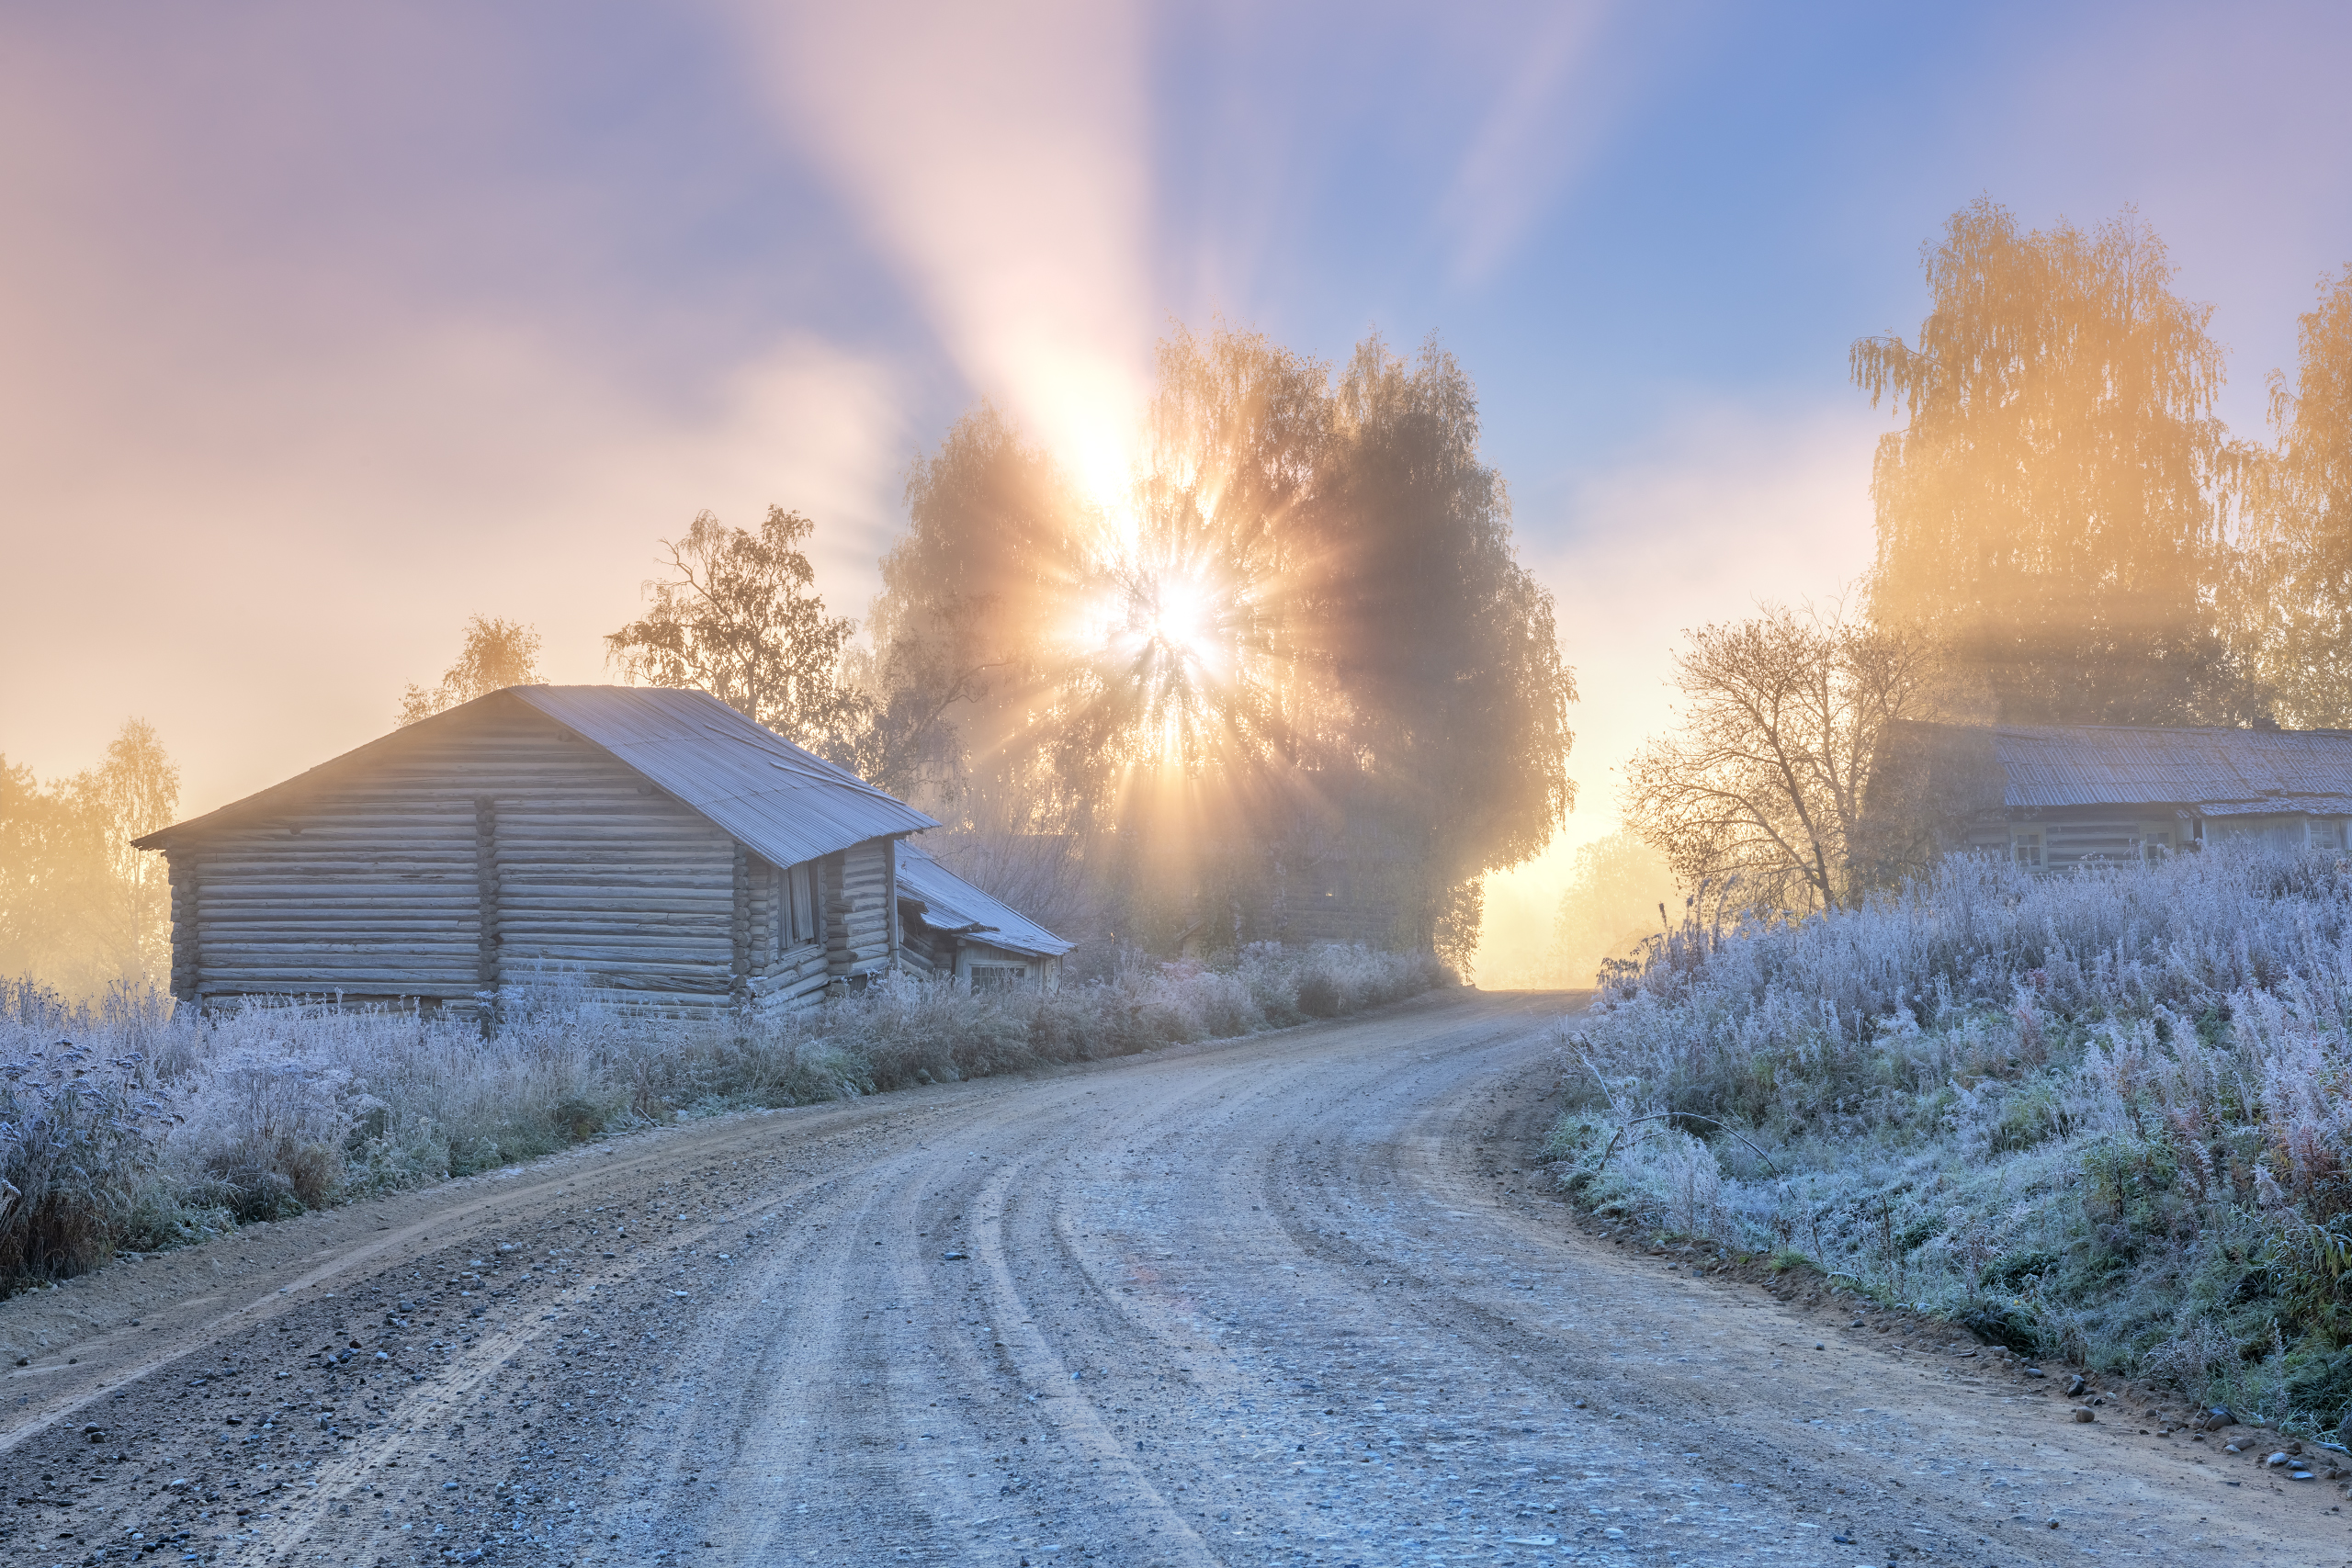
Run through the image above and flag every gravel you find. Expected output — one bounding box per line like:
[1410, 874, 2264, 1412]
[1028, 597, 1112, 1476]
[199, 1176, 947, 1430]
[2, 990, 2346, 1564]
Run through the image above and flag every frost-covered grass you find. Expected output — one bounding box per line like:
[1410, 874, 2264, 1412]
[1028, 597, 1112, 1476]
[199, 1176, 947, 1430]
[0, 943, 1441, 1294]
[1546, 846, 2352, 1438]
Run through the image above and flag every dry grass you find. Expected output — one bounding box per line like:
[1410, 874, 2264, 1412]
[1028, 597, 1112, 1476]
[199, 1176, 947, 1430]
[0, 943, 1442, 1295]
[1546, 845, 2352, 1438]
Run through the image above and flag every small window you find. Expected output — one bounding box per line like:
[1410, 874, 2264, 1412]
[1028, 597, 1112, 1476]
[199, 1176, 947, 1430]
[767, 861, 818, 956]
[786, 863, 816, 946]
[2011, 830, 2042, 869]
[969, 964, 1026, 991]
[2138, 825, 2174, 862]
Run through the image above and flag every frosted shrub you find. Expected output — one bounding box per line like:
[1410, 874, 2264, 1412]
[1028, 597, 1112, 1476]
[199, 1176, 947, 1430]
[165, 1045, 359, 1219]
[0, 942, 1437, 1294]
[0, 983, 179, 1277]
[1550, 844, 2352, 1435]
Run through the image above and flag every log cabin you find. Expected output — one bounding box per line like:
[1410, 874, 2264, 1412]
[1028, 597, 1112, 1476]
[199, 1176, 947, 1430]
[131, 685, 1068, 1016]
[896, 841, 1072, 988]
[1875, 720, 2352, 871]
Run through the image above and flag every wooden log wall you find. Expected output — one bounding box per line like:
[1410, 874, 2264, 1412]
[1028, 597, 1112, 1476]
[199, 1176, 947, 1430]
[741, 855, 830, 1011]
[166, 854, 198, 1002]
[824, 838, 896, 982]
[1965, 812, 2180, 869]
[182, 792, 482, 1002]
[898, 922, 944, 978]
[153, 703, 929, 1018]
[475, 796, 500, 998]
[167, 707, 741, 1009]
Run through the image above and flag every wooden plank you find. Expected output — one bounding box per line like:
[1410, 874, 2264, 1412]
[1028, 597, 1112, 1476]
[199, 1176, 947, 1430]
[476, 796, 499, 996]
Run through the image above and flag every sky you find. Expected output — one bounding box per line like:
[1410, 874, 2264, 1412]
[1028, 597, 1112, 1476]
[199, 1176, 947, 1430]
[6, 1, 2351, 973]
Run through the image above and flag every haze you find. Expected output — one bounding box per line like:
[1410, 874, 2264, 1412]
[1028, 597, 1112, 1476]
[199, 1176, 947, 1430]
[6, 1, 2351, 977]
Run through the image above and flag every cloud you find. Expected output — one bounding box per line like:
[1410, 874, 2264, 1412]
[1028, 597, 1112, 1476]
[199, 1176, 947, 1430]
[718, 0, 1156, 500]
[1437, 2, 1621, 284]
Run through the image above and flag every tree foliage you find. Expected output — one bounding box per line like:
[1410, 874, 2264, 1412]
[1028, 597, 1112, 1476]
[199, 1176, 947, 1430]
[398, 615, 542, 726]
[1623, 605, 1945, 915]
[1852, 198, 2249, 724]
[607, 507, 868, 761]
[0, 721, 179, 998]
[1320, 336, 1577, 910]
[865, 404, 1098, 814]
[2234, 265, 2352, 728]
[864, 324, 1577, 956]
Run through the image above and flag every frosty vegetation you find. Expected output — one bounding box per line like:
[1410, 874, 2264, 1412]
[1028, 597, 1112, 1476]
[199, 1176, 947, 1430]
[1548, 845, 2352, 1438]
[0, 943, 1440, 1293]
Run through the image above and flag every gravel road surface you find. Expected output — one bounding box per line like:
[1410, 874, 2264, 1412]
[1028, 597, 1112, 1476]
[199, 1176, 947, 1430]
[3, 988, 2346, 1567]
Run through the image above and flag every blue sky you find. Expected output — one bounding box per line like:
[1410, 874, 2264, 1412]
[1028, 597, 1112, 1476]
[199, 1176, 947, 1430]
[6, 0, 2349, 962]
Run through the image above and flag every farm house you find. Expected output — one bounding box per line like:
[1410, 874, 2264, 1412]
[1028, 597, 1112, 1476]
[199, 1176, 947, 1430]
[1878, 720, 2352, 871]
[131, 685, 1068, 1015]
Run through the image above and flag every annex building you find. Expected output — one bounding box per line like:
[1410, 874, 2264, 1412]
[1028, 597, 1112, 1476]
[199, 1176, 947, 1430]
[1880, 720, 2352, 871]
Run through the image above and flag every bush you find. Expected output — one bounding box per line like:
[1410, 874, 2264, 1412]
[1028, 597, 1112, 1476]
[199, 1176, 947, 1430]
[1546, 845, 2352, 1436]
[0, 982, 181, 1280]
[0, 942, 1438, 1296]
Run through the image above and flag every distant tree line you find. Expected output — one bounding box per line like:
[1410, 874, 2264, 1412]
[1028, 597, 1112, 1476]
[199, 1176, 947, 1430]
[0, 721, 177, 997]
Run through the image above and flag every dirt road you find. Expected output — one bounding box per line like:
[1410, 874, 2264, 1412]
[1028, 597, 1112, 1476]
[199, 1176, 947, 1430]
[3, 989, 2346, 1566]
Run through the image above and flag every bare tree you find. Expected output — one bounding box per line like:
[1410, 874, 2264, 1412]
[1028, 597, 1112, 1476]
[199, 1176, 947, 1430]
[605, 507, 868, 761]
[399, 615, 543, 725]
[1623, 605, 1944, 916]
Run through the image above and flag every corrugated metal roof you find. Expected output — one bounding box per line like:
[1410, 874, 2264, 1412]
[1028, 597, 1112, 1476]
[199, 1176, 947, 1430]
[2199, 795, 2352, 818]
[1988, 724, 2352, 810]
[513, 686, 936, 866]
[134, 684, 938, 863]
[897, 842, 1074, 957]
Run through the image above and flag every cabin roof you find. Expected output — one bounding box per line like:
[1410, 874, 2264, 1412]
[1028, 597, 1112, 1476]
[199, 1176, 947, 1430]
[896, 841, 1075, 958]
[133, 684, 939, 866]
[1902, 721, 2352, 811]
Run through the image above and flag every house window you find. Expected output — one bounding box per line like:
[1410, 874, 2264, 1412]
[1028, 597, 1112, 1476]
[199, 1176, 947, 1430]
[768, 861, 819, 958]
[786, 862, 816, 946]
[2011, 830, 2042, 869]
[2138, 824, 2175, 862]
[969, 964, 1027, 990]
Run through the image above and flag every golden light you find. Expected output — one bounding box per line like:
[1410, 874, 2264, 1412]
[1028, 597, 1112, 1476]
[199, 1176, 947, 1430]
[1147, 573, 1210, 663]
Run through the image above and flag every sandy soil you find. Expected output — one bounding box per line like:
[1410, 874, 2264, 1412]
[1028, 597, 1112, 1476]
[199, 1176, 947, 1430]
[2, 988, 2347, 1567]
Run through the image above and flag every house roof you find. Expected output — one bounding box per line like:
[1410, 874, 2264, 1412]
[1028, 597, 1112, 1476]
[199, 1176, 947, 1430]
[512, 686, 937, 865]
[134, 684, 939, 866]
[896, 841, 1075, 958]
[1980, 724, 2352, 811]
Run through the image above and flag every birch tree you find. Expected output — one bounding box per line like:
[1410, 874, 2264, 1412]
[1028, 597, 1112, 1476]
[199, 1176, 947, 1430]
[606, 506, 869, 761]
[398, 615, 543, 725]
[1853, 199, 2249, 724]
[0, 720, 180, 996]
[2233, 265, 2352, 727]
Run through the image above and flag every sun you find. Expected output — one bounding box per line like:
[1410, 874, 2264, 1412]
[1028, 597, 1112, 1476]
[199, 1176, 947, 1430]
[1148, 575, 1209, 660]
